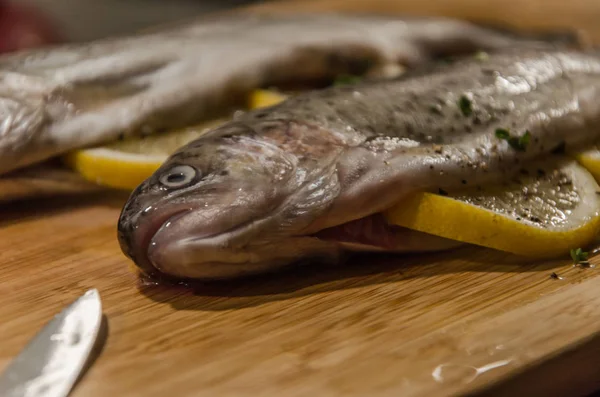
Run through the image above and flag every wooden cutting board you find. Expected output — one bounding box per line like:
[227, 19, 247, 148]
[2, 194, 600, 397]
[3, 1, 600, 396]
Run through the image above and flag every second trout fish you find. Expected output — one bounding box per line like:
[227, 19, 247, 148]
[0, 12, 575, 179]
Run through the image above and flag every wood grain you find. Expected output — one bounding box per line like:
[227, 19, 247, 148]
[3, 1, 600, 396]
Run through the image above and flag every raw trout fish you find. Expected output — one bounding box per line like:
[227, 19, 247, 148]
[118, 48, 600, 280]
[0, 13, 576, 202]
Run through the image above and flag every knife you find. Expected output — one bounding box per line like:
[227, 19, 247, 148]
[0, 289, 103, 397]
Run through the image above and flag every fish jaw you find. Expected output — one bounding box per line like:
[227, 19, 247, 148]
[145, 215, 342, 279]
[116, 183, 287, 279]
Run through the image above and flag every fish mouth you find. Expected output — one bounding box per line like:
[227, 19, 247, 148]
[134, 209, 460, 280]
[126, 208, 192, 276]
[144, 210, 297, 279]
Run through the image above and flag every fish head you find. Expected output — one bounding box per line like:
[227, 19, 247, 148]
[117, 121, 342, 280]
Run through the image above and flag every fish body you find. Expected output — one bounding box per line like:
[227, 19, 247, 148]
[118, 48, 600, 279]
[0, 12, 576, 182]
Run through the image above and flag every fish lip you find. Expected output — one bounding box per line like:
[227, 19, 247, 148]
[145, 208, 287, 277]
[133, 209, 192, 275]
[141, 204, 270, 277]
[145, 215, 340, 280]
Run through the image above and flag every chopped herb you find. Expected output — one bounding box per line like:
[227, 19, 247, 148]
[438, 188, 449, 196]
[474, 51, 489, 61]
[550, 272, 562, 280]
[440, 56, 456, 65]
[516, 130, 531, 150]
[333, 74, 362, 86]
[570, 248, 590, 267]
[495, 128, 510, 140]
[495, 128, 531, 151]
[458, 95, 473, 117]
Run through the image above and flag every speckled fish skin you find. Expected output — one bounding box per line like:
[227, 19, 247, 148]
[117, 48, 600, 280]
[0, 12, 575, 178]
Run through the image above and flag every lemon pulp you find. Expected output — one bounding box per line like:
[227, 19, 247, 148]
[383, 157, 600, 257]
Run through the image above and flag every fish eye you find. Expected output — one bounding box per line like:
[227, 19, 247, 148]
[159, 165, 197, 188]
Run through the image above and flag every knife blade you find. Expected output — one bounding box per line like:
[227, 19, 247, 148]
[0, 289, 102, 397]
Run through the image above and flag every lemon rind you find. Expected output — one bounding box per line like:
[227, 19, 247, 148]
[63, 149, 167, 190]
[383, 191, 600, 258]
[572, 148, 600, 183]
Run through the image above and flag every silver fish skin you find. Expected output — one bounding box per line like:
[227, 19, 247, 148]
[117, 48, 600, 280]
[0, 13, 575, 178]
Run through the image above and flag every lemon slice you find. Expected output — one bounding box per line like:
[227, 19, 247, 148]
[383, 157, 600, 257]
[572, 146, 600, 183]
[63, 120, 225, 190]
[248, 89, 288, 109]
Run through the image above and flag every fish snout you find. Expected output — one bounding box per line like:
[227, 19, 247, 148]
[118, 187, 274, 278]
[117, 194, 194, 277]
[142, 204, 266, 279]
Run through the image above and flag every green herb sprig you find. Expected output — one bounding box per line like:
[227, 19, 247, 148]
[458, 95, 473, 117]
[333, 74, 362, 86]
[474, 51, 489, 61]
[495, 128, 531, 151]
[570, 248, 590, 267]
